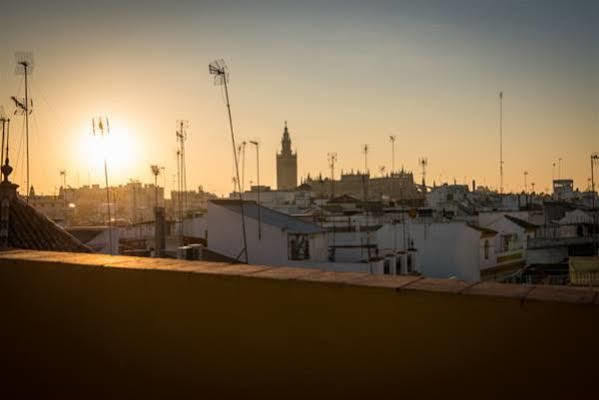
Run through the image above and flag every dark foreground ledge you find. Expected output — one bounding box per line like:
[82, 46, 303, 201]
[1, 250, 598, 398]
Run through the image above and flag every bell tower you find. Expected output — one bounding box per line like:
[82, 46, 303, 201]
[276, 121, 297, 190]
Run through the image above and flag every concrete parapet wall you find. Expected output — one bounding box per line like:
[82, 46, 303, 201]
[1, 250, 598, 398]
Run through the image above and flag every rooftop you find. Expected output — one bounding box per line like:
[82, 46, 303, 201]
[211, 199, 322, 234]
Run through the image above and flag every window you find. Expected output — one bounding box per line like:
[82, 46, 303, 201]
[288, 234, 310, 260]
[484, 240, 489, 260]
[384, 260, 390, 275]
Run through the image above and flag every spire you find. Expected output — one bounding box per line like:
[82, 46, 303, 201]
[280, 120, 292, 156]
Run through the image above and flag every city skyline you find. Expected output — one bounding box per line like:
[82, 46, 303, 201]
[0, 0, 597, 196]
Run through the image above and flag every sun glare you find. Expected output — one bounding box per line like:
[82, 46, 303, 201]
[79, 123, 137, 177]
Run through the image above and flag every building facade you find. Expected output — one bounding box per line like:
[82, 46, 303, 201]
[276, 121, 297, 190]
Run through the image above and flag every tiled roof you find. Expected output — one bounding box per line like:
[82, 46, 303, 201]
[6, 190, 91, 253]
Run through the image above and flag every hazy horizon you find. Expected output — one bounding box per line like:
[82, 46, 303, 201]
[1, 0, 597, 197]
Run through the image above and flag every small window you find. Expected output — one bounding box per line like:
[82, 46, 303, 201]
[288, 234, 310, 260]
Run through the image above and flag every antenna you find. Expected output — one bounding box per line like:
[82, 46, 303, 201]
[558, 157, 562, 180]
[91, 116, 113, 255]
[499, 91, 504, 194]
[389, 135, 396, 174]
[59, 169, 67, 222]
[176, 120, 189, 223]
[419, 157, 428, 190]
[524, 171, 528, 193]
[150, 164, 162, 210]
[175, 149, 182, 235]
[591, 153, 598, 210]
[362, 144, 369, 173]
[0, 106, 9, 174]
[209, 59, 249, 263]
[14, 52, 34, 203]
[327, 152, 337, 198]
[239, 140, 247, 192]
[249, 140, 261, 240]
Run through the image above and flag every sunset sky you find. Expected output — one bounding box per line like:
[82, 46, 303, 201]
[0, 0, 597, 197]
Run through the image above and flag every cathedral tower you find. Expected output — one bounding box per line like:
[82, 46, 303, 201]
[276, 121, 297, 190]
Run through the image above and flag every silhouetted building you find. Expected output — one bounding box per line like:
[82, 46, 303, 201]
[276, 121, 297, 190]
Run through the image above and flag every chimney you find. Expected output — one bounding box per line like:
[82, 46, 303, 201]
[472, 180, 476, 192]
[154, 206, 166, 257]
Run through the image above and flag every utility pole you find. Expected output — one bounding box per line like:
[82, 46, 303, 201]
[362, 144, 369, 174]
[249, 141, 261, 240]
[327, 152, 337, 199]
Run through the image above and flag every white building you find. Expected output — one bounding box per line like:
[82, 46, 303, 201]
[207, 200, 328, 266]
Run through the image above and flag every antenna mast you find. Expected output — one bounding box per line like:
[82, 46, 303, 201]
[362, 144, 369, 174]
[524, 170, 528, 193]
[176, 120, 189, 218]
[13, 52, 34, 202]
[327, 152, 337, 199]
[249, 140, 261, 240]
[389, 135, 396, 174]
[209, 59, 249, 263]
[0, 107, 9, 170]
[499, 91, 504, 194]
[92, 116, 113, 255]
[419, 157, 428, 190]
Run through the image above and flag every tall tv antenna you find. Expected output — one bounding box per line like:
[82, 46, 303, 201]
[175, 149, 182, 234]
[176, 120, 189, 219]
[209, 59, 248, 263]
[327, 152, 337, 198]
[419, 157, 428, 190]
[238, 140, 247, 192]
[249, 140, 261, 240]
[591, 153, 598, 210]
[0, 107, 10, 175]
[92, 116, 113, 255]
[499, 91, 504, 194]
[13, 52, 34, 203]
[523, 170, 528, 193]
[389, 135, 396, 174]
[362, 144, 369, 174]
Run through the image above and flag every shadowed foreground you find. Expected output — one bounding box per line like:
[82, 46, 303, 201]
[1, 250, 597, 398]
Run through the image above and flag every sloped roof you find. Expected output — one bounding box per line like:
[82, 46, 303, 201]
[504, 215, 538, 231]
[66, 226, 106, 244]
[467, 223, 498, 238]
[7, 192, 92, 252]
[557, 209, 594, 225]
[211, 199, 322, 234]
